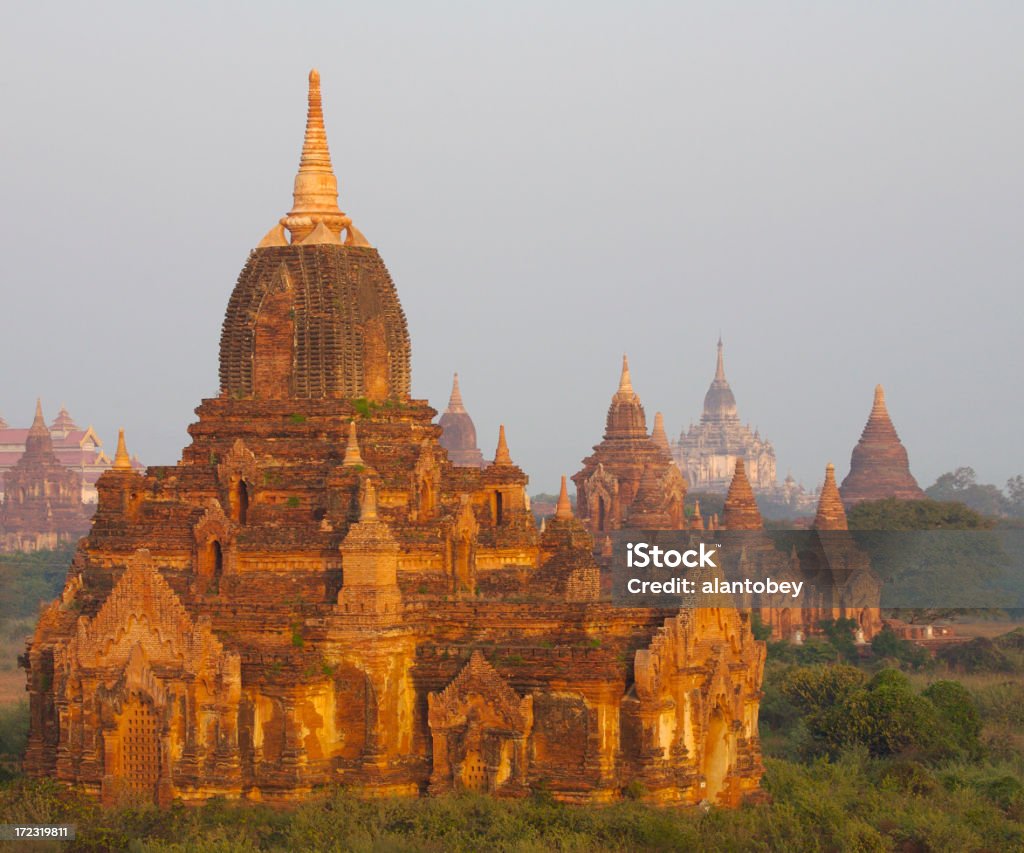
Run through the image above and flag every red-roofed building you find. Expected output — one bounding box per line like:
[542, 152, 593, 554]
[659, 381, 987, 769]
[0, 404, 139, 504]
[1, 402, 93, 551]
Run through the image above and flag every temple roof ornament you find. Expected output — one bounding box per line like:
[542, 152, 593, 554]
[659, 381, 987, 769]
[813, 463, 848, 530]
[651, 412, 670, 454]
[554, 475, 573, 520]
[343, 421, 365, 467]
[604, 355, 647, 440]
[277, 69, 369, 246]
[50, 406, 79, 433]
[615, 354, 637, 401]
[703, 337, 739, 422]
[112, 429, 133, 471]
[447, 373, 466, 414]
[493, 424, 513, 466]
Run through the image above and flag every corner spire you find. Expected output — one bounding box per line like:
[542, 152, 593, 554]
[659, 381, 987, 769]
[554, 475, 573, 520]
[360, 479, 379, 521]
[112, 428, 133, 470]
[280, 70, 366, 245]
[447, 373, 466, 414]
[493, 424, 512, 466]
[813, 462, 848, 530]
[651, 411, 670, 452]
[690, 499, 704, 530]
[343, 421, 364, 467]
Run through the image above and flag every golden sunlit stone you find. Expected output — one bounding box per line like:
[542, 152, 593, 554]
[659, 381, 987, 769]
[23, 71, 767, 810]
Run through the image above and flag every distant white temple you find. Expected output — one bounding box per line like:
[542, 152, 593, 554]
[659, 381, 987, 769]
[672, 339, 777, 493]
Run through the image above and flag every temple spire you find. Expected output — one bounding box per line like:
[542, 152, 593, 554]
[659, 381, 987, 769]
[617, 354, 634, 398]
[447, 373, 466, 414]
[493, 424, 513, 466]
[651, 411, 670, 453]
[554, 475, 573, 520]
[715, 337, 726, 381]
[343, 421, 364, 467]
[690, 499, 704, 530]
[112, 429, 133, 470]
[813, 463, 848, 530]
[29, 399, 47, 435]
[281, 70, 359, 244]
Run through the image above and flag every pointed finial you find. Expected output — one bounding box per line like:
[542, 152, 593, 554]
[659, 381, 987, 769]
[555, 475, 573, 520]
[814, 461, 848, 530]
[617, 354, 634, 396]
[714, 337, 726, 381]
[343, 420, 364, 467]
[651, 411, 670, 452]
[690, 499, 703, 530]
[29, 399, 48, 435]
[447, 373, 466, 414]
[360, 479, 379, 521]
[112, 429, 132, 470]
[280, 70, 356, 244]
[873, 384, 887, 411]
[493, 424, 512, 466]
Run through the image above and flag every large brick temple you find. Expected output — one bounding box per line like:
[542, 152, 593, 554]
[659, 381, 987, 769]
[22, 71, 766, 808]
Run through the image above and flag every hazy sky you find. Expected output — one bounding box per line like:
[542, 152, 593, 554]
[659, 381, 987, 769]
[1, 3, 1021, 495]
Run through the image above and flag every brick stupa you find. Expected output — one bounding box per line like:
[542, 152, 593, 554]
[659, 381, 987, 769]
[23, 71, 766, 809]
[813, 463, 848, 530]
[438, 374, 485, 468]
[839, 385, 924, 506]
[572, 356, 687, 537]
[722, 459, 763, 531]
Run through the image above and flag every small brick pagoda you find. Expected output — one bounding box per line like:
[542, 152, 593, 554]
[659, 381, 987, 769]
[1, 401, 91, 552]
[23, 71, 766, 808]
[572, 356, 688, 540]
[840, 385, 925, 506]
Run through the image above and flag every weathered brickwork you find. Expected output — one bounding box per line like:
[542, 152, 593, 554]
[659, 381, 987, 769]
[840, 385, 925, 506]
[23, 71, 766, 808]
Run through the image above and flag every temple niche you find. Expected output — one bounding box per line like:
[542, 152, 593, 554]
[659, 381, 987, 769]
[23, 70, 766, 808]
[1, 401, 92, 552]
[673, 339, 777, 493]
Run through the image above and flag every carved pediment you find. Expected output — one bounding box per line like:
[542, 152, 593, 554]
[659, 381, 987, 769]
[194, 499, 232, 546]
[428, 651, 533, 732]
[57, 550, 236, 685]
[585, 463, 618, 501]
[217, 439, 259, 487]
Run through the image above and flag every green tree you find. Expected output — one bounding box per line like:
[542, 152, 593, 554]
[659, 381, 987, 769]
[926, 468, 1010, 517]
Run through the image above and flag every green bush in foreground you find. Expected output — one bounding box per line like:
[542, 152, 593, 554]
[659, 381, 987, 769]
[1, 752, 1022, 853]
